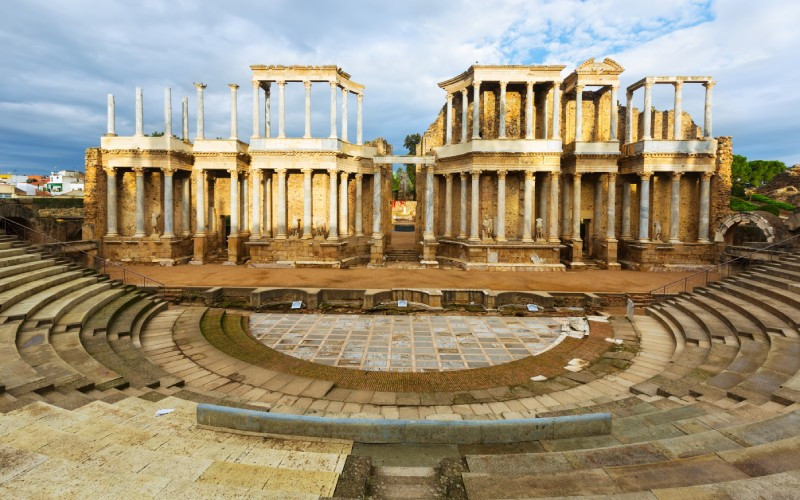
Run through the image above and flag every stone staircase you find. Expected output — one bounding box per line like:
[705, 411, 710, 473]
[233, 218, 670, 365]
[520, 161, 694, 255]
[385, 248, 420, 262]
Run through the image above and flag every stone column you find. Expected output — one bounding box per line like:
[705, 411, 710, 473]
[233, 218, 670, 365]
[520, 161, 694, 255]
[606, 173, 617, 240]
[195, 169, 206, 235]
[164, 87, 172, 138]
[522, 171, 534, 242]
[538, 174, 547, 237]
[276, 169, 287, 239]
[372, 168, 382, 239]
[264, 173, 272, 237]
[304, 80, 312, 139]
[133, 167, 145, 237]
[229, 169, 240, 236]
[162, 168, 175, 238]
[470, 171, 480, 241]
[339, 171, 349, 237]
[182, 97, 189, 141]
[105, 167, 118, 236]
[443, 174, 453, 237]
[525, 82, 534, 139]
[541, 87, 549, 139]
[625, 89, 633, 143]
[341, 88, 348, 143]
[355, 173, 364, 236]
[593, 176, 603, 238]
[610, 85, 618, 141]
[496, 170, 507, 241]
[621, 179, 631, 239]
[673, 81, 683, 140]
[643, 81, 652, 140]
[277, 80, 286, 138]
[698, 172, 712, 242]
[181, 176, 190, 236]
[241, 172, 249, 234]
[424, 167, 435, 241]
[252, 80, 260, 139]
[195, 83, 206, 140]
[135, 87, 144, 137]
[250, 169, 262, 239]
[669, 172, 682, 242]
[703, 81, 714, 138]
[552, 82, 561, 140]
[328, 169, 338, 240]
[357, 93, 363, 145]
[472, 81, 481, 140]
[572, 173, 582, 240]
[561, 174, 571, 238]
[548, 173, 560, 242]
[106, 94, 116, 136]
[498, 81, 507, 139]
[574, 84, 584, 142]
[329, 82, 337, 139]
[459, 172, 467, 238]
[638, 173, 651, 242]
[264, 83, 271, 138]
[445, 93, 453, 144]
[227, 84, 239, 140]
[302, 168, 312, 239]
[460, 89, 468, 143]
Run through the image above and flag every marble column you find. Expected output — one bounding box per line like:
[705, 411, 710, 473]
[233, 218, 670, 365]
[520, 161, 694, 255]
[606, 173, 617, 240]
[444, 174, 453, 237]
[703, 81, 714, 138]
[250, 169, 262, 239]
[372, 169, 382, 239]
[459, 173, 467, 238]
[182, 97, 189, 141]
[552, 82, 561, 140]
[229, 169, 239, 236]
[302, 168, 312, 239]
[498, 81, 507, 139]
[445, 93, 453, 144]
[496, 170, 507, 241]
[669, 172, 682, 242]
[561, 174, 571, 238]
[525, 82, 534, 139]
[228, 84, 239, 140]
[106, 94, 116, 136]
[698, 172, 712, 242]
[135, 87, 144, 137]
[593, 176, 603, 238]
[252, 80, 260, 139]
[161, 168, 175, 238]
[195, 169, 206, 235]
[133, 167, 145, 237]
[522, 171, 534, 242]
[329, 82, 337, 139]
[574, 85, 584, 142]
[625, 89, 633, 143]
[105, 167, 118, 236]
[275, 169, 286, 239]
[548, 173, 560, 242]
[341, 88, 348, 143]
[264, 83, 271, 138]
[610, 85, 618, 141]
[470, 171, 480, 241]
[355, 173, 363, 236]
[164, 87, 172, 137]
[241, 172, 249, 234]
[673, 81, 683, 140]
[264, 173, 272, 237]
[304, 80, 312, 139]
[572, 173, 582, 240]
[541, 87, 549, 139]
[643, 81, 653, 140]
[472, 81, 481, 140]
[460, 89, 468, 143]
[357, 93, 363, 145]
[424, 167, 435, 241]
[181, 176, 190, 236]
[195, 83, 206, 140]
[538, 174, 547, 237]
[277, 80, 286, 138]
[339, 171, 348, 237]
[621, 179, 631, 239]
[328, 169, 338, 240]
[638, 173, 651, 242]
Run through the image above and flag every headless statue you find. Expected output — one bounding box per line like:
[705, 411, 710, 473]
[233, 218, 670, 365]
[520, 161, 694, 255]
[534, 217, 544, 241]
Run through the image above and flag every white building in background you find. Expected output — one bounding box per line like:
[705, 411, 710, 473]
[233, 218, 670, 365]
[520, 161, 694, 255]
[47, 170, 85, 195]
[15, 183, 38, 196]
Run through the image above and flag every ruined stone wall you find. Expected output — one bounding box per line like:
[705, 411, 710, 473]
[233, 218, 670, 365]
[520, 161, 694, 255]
[712, 136, 733, 230]
[83, 147, 103, 240]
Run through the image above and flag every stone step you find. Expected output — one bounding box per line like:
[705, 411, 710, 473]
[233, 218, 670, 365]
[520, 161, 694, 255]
[715, 281, 800, 333]
[0, 270, 84, 314]
[1, 276, 98, 322]
[689, 291, 763, 339]
[0, 260, 59, 288]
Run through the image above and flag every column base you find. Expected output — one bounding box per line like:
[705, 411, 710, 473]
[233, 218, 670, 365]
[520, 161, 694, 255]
[106, 233, 119, 238]
[697, 239, 711, 244]
[161, 234, 175, 240]
[669, 238, 681, 244]
[522, 237, 533, 243]
[496, 236, 507, 243]
[189, 260, 204, 265]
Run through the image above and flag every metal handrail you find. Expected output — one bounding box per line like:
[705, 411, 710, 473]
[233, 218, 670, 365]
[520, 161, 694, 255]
[650, 232, 800, 299]
[0, 216, 166, 294]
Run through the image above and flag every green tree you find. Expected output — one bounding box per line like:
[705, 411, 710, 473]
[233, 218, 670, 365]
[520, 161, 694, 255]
[748, 160, 786, 186]
[402, 133, 421, 199]
[403, 133, 421, 155]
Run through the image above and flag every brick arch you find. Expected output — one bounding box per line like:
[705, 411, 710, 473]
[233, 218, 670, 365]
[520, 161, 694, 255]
[714, 212, 776, 243]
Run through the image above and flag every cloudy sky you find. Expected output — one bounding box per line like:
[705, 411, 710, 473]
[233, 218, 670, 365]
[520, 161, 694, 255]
[0, 0, 797, 175]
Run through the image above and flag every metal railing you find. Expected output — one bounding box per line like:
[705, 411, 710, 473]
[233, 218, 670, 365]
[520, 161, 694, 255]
[650, 232, 800, 300]
[0, 217, 165, 294]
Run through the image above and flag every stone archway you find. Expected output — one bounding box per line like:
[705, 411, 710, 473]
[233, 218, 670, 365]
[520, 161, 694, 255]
[715, 212, 777, 244]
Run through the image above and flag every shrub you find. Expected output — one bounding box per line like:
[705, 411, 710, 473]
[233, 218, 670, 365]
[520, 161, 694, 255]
[749, 194, 795, 211]
[730, 197, 759, 211]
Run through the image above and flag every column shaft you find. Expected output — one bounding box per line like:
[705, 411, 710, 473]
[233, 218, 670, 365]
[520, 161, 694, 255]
[470, 172, 480, 241]
[496, 171, 506, 241]
[164, 87, 172, 137]
[341, 88, 348, 143]
[372, 169, 382, 239]
[698, 173, 712, 242]
[182, 97, 189, 141]
[251, 170, 262, 239]
[525, 82, 534, 139]
[610, 86, 618, 140]
[355, 173, 363, 236]
[639, 174, 651, 241]
[643, 82, 652, 139]
[135, 87, 144, 137]
[703, 82, 714, 138]
[278, 81, 286, 138]
[264, 174, 272, 237]
[538, 174, 547, 237]
[162, 170, 175, 238]
[339, 172, 348, 237]
[356, 93, 363, 145]
[444, 174, 453, 237]
[561, 174, 571, 238]
[606, 174, 617, 240]
[229, 84, 238, 140]
[548, 173, 560, 241]
[329, 83, 337, 139]
[522, 171, 533, 242]
[304, 81, 312, 138]
[621, 180, 631, 239]
[328, 170, 338, 240]
[252, 80, 260, 139]
[552, 82, 561, 139]
[673, 81, 683, 140]
[460, 89, 468, 143]
[424, 168, 435, 240]
[302, 169, 312, 238]
[264, 83, 271, 138]
[593, 176, 603, 237]
[445, 93, 453, 144]
[669, 173, 681, 242]
[181, 176, 190, 236]
[229, 171, 239, 235]
[572, 173, 582, 240]
[472, 82, 481, 139]
[107, 94, 116, 135]
[574, 85, 583, 142]
[105, 169, 118, 235]
[625, 90, 633, 143]
[498, 82, 507, 139]
[134, 169, 145, 237]
[459, 173, 467, 238]
[195, 170, 206, 234]
[195, 83, 206, 140]
[241, 173, 248, 234]
[276, 169, 287, 238]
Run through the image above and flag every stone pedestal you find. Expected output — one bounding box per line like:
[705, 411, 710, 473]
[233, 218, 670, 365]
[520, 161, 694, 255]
[568, 241, 585, 269]
[191, 234, 208, 264]
[421, 241, 439, 268]
[370, 237, 385, 267]
[602, 239, 620, 269]
[225, 235, 243, 265]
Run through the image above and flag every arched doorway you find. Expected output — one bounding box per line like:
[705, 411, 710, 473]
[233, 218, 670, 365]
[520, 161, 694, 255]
[715, 212, 777, 245]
